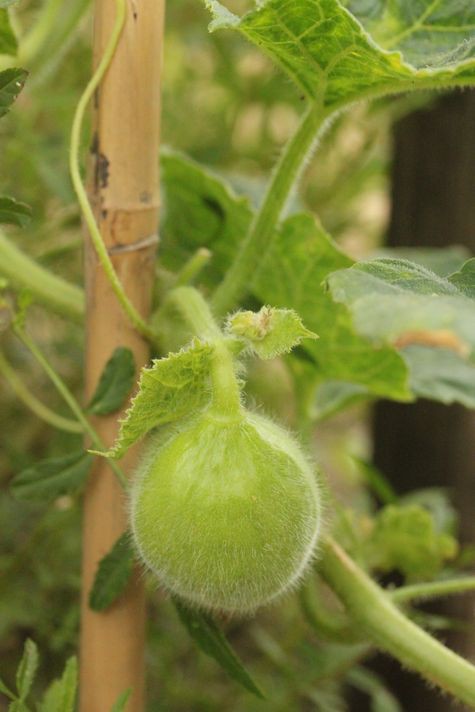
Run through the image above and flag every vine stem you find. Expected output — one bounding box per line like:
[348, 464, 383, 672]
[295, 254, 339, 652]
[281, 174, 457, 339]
[14, 326, 128, 489]
[319, 537, 475, 708]
[69, 0, 158, 348]
[165, 286, 222, 340]
[0, 349, 82, 433]
[212, 102, 326, 315]
[0, 231, 85, 321]
[392, 577, 475, 604]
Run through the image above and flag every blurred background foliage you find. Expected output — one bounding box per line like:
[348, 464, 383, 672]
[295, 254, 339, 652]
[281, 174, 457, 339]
[0, 1, 472, 710]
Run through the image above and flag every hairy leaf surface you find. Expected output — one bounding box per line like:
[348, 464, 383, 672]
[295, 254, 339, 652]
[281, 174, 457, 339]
[205, 0, 475, 109]
[104, 341, 213, 458]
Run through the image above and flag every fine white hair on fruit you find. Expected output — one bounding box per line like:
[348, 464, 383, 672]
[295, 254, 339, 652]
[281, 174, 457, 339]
[129, 406, 324, 615]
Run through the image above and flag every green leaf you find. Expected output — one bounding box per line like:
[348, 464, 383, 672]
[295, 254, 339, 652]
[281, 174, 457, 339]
[253, 214, 411, 402]
[89, 533, 135, 612]
[327, 258, 475, 407]
[0, 197, 31, 227]
[365, 504, 458, 580]
[227, 306, 318, 359]
[87, 347, 136, 416]
[403, 345, 475, 409]
[374, 246, 471, 277]
[348, 0, 475, 70]
[102, 340, 213, 459]
[11, 451, 93, 502]
[449, 257, 475, 298]
[0, 68, 26, 118]
[173, 598, 264, 699]
[161, 149, 252, 287]
[328, 258, 475, 355]
[110, 689, 132, 712]
[205, 0, 475, 111]
[38, 657, 77, 712]
[0, 8, 16, 55]
[15, 639, 38, 701]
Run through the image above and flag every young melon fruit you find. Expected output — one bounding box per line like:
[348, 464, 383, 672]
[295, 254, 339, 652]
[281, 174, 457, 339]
[130, 409, 322, 614]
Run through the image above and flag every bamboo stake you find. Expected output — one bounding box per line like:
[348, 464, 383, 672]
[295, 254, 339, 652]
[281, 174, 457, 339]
[79, 2, 164, 710]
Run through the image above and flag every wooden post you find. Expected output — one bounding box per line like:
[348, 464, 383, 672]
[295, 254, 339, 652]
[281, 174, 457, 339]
[79, 1, 164, 710]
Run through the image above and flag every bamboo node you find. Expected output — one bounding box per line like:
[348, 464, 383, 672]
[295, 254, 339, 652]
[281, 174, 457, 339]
[107, 233, 159, 255]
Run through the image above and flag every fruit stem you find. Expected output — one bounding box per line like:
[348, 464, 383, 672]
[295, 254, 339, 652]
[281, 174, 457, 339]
[210, 340, 242, 418]
[319, 537, 475, 707]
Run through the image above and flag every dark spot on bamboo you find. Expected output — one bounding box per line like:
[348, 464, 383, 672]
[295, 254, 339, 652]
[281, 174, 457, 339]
[90, 132, 99, 156]
[95, 153, 110, 190]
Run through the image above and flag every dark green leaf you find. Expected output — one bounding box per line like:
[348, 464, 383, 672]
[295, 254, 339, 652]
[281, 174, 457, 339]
[0, 8, 16, 55]
[87, 347, 136, 415]
[110, 689, 132, 712]
[0, 68, 27, 118]
[0, 197, 32, 227]
[174, 598, 264, 699]
[15, 639, 38, 701]
[89, 533, 135, 612]
[254, 214, 411, 402]
[11, 451, 93, 502]
[161, 149, 252, 287]
[38, 657, 77, 712]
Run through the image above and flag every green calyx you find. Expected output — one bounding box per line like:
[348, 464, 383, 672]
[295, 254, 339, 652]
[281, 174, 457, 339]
[130, 409, 323, 614]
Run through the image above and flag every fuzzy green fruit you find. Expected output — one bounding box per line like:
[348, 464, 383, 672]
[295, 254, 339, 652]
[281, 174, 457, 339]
[130, 409, 322, 614]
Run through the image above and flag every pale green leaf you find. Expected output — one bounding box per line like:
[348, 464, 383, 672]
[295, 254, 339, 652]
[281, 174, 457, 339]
[205, 0, 475, 110]
[449, 257, 475, 298]
[0, 197, 32, 227]
[403, 345, 475, 408]
[87, 347, 136, 415]
[0, 68, 27, 118]
[38, 657, 77, 712]
[11, 451, 93, 502]
[110, 689, 132, 712]
[88, 533, 135, 612]
[374, 246, 470, 277]
[15, 639, 38, 701]
[327, 258, 475, 356]
[174, 598, 264, 699]
[365, 504, 457, 580]
[227, 306, 317, 358]
[0, 8, 16, 55]
[103, 341, 213, 459]
[253, 214, 411, 401]
[347, 0, 475, 70]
